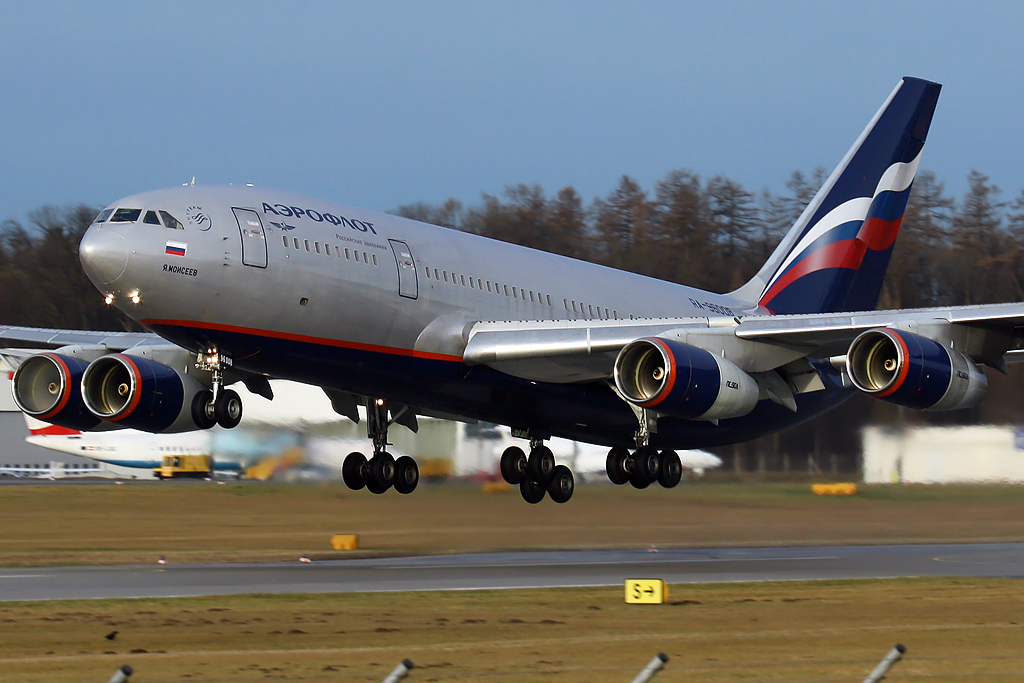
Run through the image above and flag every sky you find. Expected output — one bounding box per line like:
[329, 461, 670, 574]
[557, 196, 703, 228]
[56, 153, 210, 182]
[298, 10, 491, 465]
[3, 1, 1024, 225]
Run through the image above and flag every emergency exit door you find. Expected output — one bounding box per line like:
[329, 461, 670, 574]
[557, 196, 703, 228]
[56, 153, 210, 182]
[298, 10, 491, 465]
[389, 239, 418, 299]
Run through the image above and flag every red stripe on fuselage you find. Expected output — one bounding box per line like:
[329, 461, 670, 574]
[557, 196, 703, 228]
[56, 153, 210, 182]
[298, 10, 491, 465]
[29, 424, 81, 436]
[140, 319, 464, 363]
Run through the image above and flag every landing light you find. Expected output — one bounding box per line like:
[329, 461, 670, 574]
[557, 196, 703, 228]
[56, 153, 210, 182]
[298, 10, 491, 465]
[103, 294, 114, 305]
[128, 291, 141, 304]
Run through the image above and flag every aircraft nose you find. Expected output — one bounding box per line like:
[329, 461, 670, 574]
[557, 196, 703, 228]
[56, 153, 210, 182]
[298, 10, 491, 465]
[79, 226, 129, 284]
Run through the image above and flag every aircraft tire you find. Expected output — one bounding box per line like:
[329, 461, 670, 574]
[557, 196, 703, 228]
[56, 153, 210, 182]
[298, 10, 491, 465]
[214, 389, 243, 429]
[500, 446, 527, 484]
[367, 453, 396, 493]
[605, 447, 630, 485]
[527, 445, 555, 485]
[635, 446, 661, 484]
[547, 465, 574, 503]
[191, 390, 217, 429]
[658, 450, 683, 488]
[393, 455, 419, 494]
[520, 478, 546, 504]
[342, 452, 367, 491]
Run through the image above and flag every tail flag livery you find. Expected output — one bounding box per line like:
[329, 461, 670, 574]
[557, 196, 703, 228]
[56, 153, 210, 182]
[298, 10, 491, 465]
[732, 77, 941, 315]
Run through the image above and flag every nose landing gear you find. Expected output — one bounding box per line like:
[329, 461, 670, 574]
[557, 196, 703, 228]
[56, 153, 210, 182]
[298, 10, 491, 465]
[499, 441, 575, 504]
[193, 349, 243, 430]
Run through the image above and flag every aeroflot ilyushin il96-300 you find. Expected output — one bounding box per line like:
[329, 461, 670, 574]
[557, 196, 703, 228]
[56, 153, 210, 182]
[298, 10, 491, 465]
[7, 76, 1024, 503]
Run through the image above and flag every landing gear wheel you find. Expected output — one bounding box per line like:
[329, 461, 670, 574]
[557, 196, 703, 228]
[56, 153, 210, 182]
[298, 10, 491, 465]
[634, 446, 661, 485]
[658, 450, 683, 488]
[528, 445, 555, 485]
[342, 452, 367, 491]
[191, 390, 217, 430]
[606, 447, 630, 485]
[500, 446, 528, 484]
[366, 452, 396, 494]
[547, 465, 575, 503]
[393, 455, 419, 494]
[214, 389, 243, 429]
[520, 478, 546, 504]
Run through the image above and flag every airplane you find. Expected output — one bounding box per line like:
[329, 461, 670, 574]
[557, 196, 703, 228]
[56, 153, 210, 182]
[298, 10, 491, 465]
[21, 414, 227, 476]
[6, 76, 1023, 505]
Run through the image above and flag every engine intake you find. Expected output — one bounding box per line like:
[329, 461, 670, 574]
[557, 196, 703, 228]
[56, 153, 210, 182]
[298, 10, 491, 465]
[847, 328, 987, 411]
[81, 353, 209, 432]
[12, 353, 103, 431]
[614, 337, 759, 420]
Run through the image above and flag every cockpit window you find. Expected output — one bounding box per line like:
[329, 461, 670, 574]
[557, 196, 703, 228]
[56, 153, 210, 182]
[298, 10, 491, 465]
[110, 208, 142, 223]
[143, 210, 161, 225]
[94, 209, 114, 223]
[160, 211, 184, 230]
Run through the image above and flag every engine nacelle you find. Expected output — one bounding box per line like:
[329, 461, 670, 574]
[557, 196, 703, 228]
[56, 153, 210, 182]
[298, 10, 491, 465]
[847, 328, 988, 411]
[12, 353, 105, 431]
[614, 337, 759, 420]
[81, 353, 209, 432]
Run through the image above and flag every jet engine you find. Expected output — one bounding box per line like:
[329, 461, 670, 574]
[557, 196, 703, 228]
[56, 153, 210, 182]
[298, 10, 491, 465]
[80, 353, 211, 432]
[12, 352, 105, 431]
[613, 337, 759, 420]
[847, 328, 988, 410]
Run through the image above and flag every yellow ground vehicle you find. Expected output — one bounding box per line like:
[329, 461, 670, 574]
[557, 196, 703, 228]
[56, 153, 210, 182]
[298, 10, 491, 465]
[154, 455, 213, 479]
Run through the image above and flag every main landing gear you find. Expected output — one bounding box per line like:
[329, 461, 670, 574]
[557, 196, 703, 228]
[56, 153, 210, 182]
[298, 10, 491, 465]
[342, 398, 420, 495]
[499, 440, 575, 504]
[604, 405, 683, 489]
[604, 446, 683, 489]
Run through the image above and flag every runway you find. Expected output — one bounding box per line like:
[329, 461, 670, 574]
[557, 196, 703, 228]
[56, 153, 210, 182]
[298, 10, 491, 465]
[3, 543, 1023, 601]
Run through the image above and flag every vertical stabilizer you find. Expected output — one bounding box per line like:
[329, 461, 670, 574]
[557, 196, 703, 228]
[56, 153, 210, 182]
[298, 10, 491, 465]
[731, 77, 941, 315]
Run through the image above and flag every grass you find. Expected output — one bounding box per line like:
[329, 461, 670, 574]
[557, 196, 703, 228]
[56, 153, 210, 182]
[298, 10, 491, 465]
[1, 578, 1023, 682]
[2, 481, 1024, 566]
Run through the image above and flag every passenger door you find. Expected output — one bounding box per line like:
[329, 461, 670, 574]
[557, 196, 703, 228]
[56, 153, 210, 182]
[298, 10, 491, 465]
[389, 239, 418, 299]
[233, 208, 268, 268]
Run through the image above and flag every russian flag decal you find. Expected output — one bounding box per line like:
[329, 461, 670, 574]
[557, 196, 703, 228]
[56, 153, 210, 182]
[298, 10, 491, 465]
[165, 241, 187, 257]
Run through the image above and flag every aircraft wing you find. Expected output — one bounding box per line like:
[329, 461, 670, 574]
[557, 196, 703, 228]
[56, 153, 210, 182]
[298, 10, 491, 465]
[463, 302, 1024, 383]
[0, 324, 161, 350]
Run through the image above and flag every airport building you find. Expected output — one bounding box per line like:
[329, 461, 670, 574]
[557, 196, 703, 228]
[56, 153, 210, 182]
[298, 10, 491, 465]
[862, 425, 1024, 484]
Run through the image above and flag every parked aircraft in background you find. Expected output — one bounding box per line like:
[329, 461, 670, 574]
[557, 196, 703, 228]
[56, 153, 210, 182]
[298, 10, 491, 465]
[5, 76, 1022, 504]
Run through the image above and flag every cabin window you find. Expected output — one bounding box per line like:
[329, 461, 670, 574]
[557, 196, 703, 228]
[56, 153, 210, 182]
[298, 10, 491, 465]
[304, 239, 310, 252]
[345, 248, 351, 260]
[314, 242, 321, 254]
[282, 236, 289, 247]
[443, 271, 449, 283]
[460, 274, 466, 286]
[504, 284, 510, 297]
[546, 294, 552, 306]
[487, 281, 493, 293]
[425, 268, 432, 279]
[372, 254, 378, 266]
[293, 238, 299, 249]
